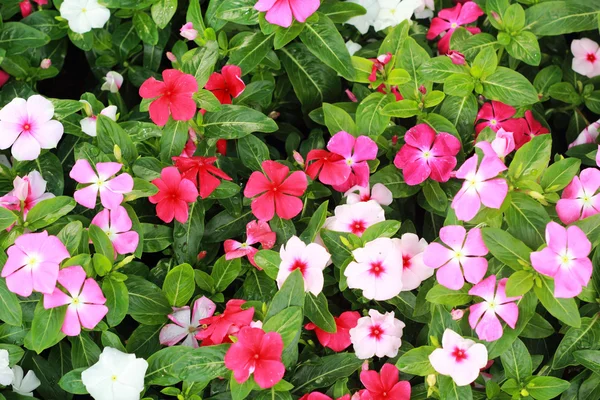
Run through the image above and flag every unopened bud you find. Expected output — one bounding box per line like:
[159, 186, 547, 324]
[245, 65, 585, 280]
[491, 11, 501, 23]
[80, 100, 94, 117]
[419, 85, 427, 95]
[426, 374, 437, 387]
[180, 22, 198, 41]
[197, 250, 207, 260]
[520, 389, 529, 397]
[40, 58, 52, 69]
[346, 89, 358, 102]
[451, 309, 465, 320]
[447, 50, 465, 65]
[166, 52, 177, 62]
[268, 111, 280, 119]
[391, 135, 398, 146]
[292, 150, 305, 167]
[377, 52, 393, 65]
[361, 360, 370, 371]
[113, 144, 122, 162]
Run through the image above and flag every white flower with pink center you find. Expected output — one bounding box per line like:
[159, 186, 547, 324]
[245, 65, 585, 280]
[398, 233, 433, 291]
[345, 237, 403, 301]
[276, 236, 331, 296]
[159, 297, 216, 348]
[345, 183, 393, 206]
[571, 38, 600, 78]
[429, 329, 488, 386]
[80, 105, 117, 137]
[0, 95, 64, 161]
[349, 309, 405, 359]
[328, 200, 385, 237]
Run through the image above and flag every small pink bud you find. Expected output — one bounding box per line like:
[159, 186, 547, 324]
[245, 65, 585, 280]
[19, 1, 33, 18]
[345, 89, 358, 102]
[180, 22, 198, 41]
[447, 50, 466, 65]
[490, 11, 501, 21]
[166, 52, 177, 62]
[451, 309, 464, 320]
[292, 151, 305, 167]
[377, 52, 393, 65]
[391, 135, 398, 146]
[40, 58, 51, 69]
[419, 85, 427, 95]
[197, 251, 207, 260]
[361, 360, 370, 371]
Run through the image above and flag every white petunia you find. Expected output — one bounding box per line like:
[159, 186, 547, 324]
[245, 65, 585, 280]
[60, 0, 110, 34]
[11, 366, 40, 397]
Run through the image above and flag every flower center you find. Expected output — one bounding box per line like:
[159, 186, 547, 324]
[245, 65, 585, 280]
[490, 119, 497, 126]
[345, 158, 354, 166]
[369, 261, 385, 277]
[72, 297, 80, 305]
[422, 150, 432, 159]
[402, 254, 412, 269]
[25, 255, 40, 269]
[188, 326, 197, 333]
[105, 228, 116, 240]
[81, 7, 87, 12]
[369, 324, 384, 340]
[290, 259, 307, 274]
[452, 347, 467, 362]
[253, 354, 260, 359]
[360, 194, 371, 202]
[22, 123, 31, 131]
[587, 53, 597, 63]
[450, 22, 458, 29]
[350, 220, 366, 235]
[559, 253, 572, 267]
[111, 375, 117, 381]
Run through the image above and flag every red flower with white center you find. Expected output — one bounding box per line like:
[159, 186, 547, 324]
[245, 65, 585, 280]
[277, 236, 331, 296]
[224, 220, 276, 268]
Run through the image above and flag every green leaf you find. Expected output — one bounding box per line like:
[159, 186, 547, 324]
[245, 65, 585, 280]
[443, 74, 475, 97]
[440, 94, 478, 142]
[501, 338, 532, 383]
[526, 376, 570, 400]
[231, 375, 255, 400]
[387, 68, 411, 86]
[549, 82, 582, 105]
[0, 279, 21, 327]
[540, 158, 581, 192]
[163, 263, 195, 306]
[274, 21, 305, 50]
[142, 223, 173, 253]
[505, 270, 535, 297]
[125, 275, 171, 325]
[509, 134, 552, 182]
[0, 208, 17, 232]
[57, 221, 83, 256]
[361, 220, 401, 242]
[418, 56, 470, 83]
[370, 165, 420, 198]
[266, 269, 305, 320]
[503, 3, 526, 31]
[379, 20, 410, 59]
[424, 91, 445, 108]
[177, 344, 230, 383]
[103, 277, 129, 327]
[304, 293, 336, 333]
[397, 37, 430, 96]
[26, 301, 65, 354]
[396, 346, 435, 376]
[524, 0, 600, 36]
[186, 0, 206, 32]
[454, 33, 499, 63]
[319, 1, 366, 23]
[323, 103, 357, 136]
[238, 134, 270, 171]
[439, 375, 473, 400]
[574, 350, 600, 375]
[254, 250, 281, 280]
[202, 105, 278, 139]
[300, 201, 329, 245]
[534, 277, 581, 328]
[88, 224, 114, 260]
[291, 353, 364, 393]
[181, 41, 219, 88]
[0, 22, 50, 55]
[481, 228, 532, 271]
[534, 66, 563, 100]
[574, 213, 600, 247]
[216, 0, 259, 25]
[381, 99, 420, 118]
[423, 180, 447, 212]
[151, 0, 177, 29]
[160, 119, 188, 163]
[229, 31, 274, 75]
[58, 367, 88, 395]
[357, 93, 395, 137]
[70, 331, 101, 368]
[25, 196, 75, 230]
[211, 256, 242, 293]
[471, 46, 498, 80]
[481, 67, 539, 107]
[506, 31, 541, 66]
[553, 315, 600, 369]
[321, 230, 353, 269]
[173, 201, 204, 265]
[263, 306, 303, 347]
[521, 313, 554, 339]
[426, 284, 472, 307]
[145, 346, 189, 386]
[505, 192, 550, 250]
[133, 12, 158, 45]
[96, 115, 138, 164]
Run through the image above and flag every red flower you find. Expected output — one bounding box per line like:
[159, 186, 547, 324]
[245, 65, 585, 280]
[20, 0, 46, 17]
[224, 220, 276, 268]
[426, 2, 484, 54]
[475, 101, 516, 135]
[244, 160, 308, 221]
[217, 139, 228, 156]
[149, 167, 198, 223]
[0, 71, 9, 89]
[139, 69, 198, 127]
[205, 65, 246, 105]
[503, 110, 550, 149]
[306, 150, 347, 186]
[224, 327, 285, 389]
[377, 84, 403, 101]
[360, 364, 411, 400]
[305, 311, 360, 352]
[300, 393, 351, 400]
[196, 299, 254, 345]
[173, 156, 232, 199]
[368, 53, 393, 82]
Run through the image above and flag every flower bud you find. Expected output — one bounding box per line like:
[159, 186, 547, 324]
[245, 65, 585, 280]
[426, 374, 437, 387]
[166, 52, 177, 62]
[419, 85, 427, 95]
[345, 89, 358, 102]
[292, 151, 305, 168]
[361, 360, 370, 371]
[197, 250, 207, 260]
[447, 50, 466, 65]
[451, 309, 464, 320]
[180, 22, 198, 41]
[40, 58, 52, 69]
[113, 144, 122, 163]
[391, 135, 398, 146]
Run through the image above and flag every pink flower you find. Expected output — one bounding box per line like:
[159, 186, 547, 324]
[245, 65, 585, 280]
[345, 183, 393, 206]
[0, 95, 64, 161]
[345, 238, 404, 301]
[398, 233, 433, 291]
[9, 170, 54, 217]
[180, 22, 198, 40]
[451, 145, 508, 221]
[451, 309, 465, 320]
[571, 38, 600, 78]
[254, 0, 320, 28]
[305, 150, 348, 186]
[368, 53, 393, 82]
[327, 200, 386, 237]
[569, 119, 600, 148]
[43, 266, 107, 336]
[447, 50, 466, 65]
[179, 128, 197, 157]
[149, 167, 198, 224]
[90, 206, 140, 256]
[70, 159, 134, 210]
[224, 220, 276, 268]
[196, 299, 254, 345]
[0, 71, 9, 88]
[394, 123, 461, 186]
[429, 329, 488, 386]
[426, 2, 484, 54]
[173, 155, 232, 199]
[277, 236, 331, 296]
[159, 297, 216, 348]
[350, 310, 405, 359]
[556, 169, 600, 224]
[530, 222, 592, 298]
[300, 393, 351, 400]
[503, 110, 549, 149]
[40, 58, 52, 69]
[1, 231, 69, 296]
[205, 65, 246, 105]
[305, 311, 360, 352]
[479, 128, 514, 159]
[327, 131, 378, 192]
[20, 0, 46, 17]
[139, 69, 198, 127]
[475, 101, 515, 135]
[597, 145, 600, 168]
[359, 364, 411, 400]
[377, 84, 403, 101]
[244, 160, 307, 221]
[468, 275, 520, 342]
[423, 226, 488, 290]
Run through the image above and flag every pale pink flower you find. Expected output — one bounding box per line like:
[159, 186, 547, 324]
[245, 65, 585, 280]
[0, 95, 64, 161]
[477, 128, 514, 159]
[327, 131, 378, 192]
[277, 236, 331, 296]
[70, 159, 133, 210]
[349, 309, 405, 359]
[80, 105, 118, 137]
[468, 275, 520, 342]
[423, 226, 488, 290]
[224, 220, 276, 268]
[43, 266, 108, 336]
[40, 59, 52, 69]
[345, 238, 404, 301]
[328, 200, 385, 237]
[166, 52, 177, 62]
[571, 38, 600, 78]
[345, 183, 393, 206]
[159, 297, 216, 348]
[254, 0, 320, 28]
[180, 22, 198, 40]
[398, 233, 433, 291]
[101, 71, 123, 93]
[597, 145, 600, 168]
[90, 206, 139, 256]
[569, 119, 600, 148]
[9, 170, 54, 217]
[451, 309, 464, 320]
[556, 168, 600, 224]
[1, 231, 69, 297]
[530, 222, 592, 298]
[429, 329, 488, 386]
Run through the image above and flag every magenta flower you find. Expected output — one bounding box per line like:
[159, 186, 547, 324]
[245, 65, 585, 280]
[254, 0, 320, 28]
[556, 169, 600, 224]
[1, 231, 69, 297]
[70, 159, 134, 210]
[423, 226, 488, 290]
[224, 220, 276, 268]
[305, 150, 348, 187]
[327, 131, 378, 192]
[159, 297, 216, 348]
[426, 2, 484, 54]
[530, 222, 592, 298]
[394, 124, 461, 186]
[451, 144, 508, 222]
[475, 101, 516, 135]
[468, 275, 520, 342]
[43, 266, 108, 336]
[90, 206, 140, 257]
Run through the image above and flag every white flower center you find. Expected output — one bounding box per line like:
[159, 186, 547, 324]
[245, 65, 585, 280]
[25, 255, 40, 269]
[451, 22, 458, 29]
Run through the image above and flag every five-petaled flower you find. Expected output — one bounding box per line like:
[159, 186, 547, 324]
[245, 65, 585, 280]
[224, 220, 276, 268]
[205, 65, 246, 105]
[345, 183, 393, 206]
[571, 38, 600, 78]
[90, 206, 140, 256]
[195, 299, 254, 345]
[159, 297, 216, 348]
[70, 159, 134, 210]
[349, 309, 405, 359]
[326, 131, 378, 192]
[503, 110, 549, 149]
[475, 101, 515, 135]
[173, 155, 232, 199]
[359, 363, 411, 400]
[254, 0, 320, 28]
[557, 168, 600, 224]
[327, 200, 386, 237]
[305, 311, 360, 352]
[149, 167, 198, 224]
[277, 236, 331, 296]
[397, 233, 434, 291]
[426, 1, 484, 54]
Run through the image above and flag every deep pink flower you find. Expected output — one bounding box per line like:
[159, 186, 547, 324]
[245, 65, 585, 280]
[447, 50, 466, 65]
[305, 311, 360, 352]
[195, 299, 254, 345]
[326, 131, 378, 192]
[475, 101, 515, 135]
[90, 206, 140, 256]
[360, 364, 411, 400]
[244, 160, 307, 221]
[224, 220, 276, 268]
[43, 266, 107, 336]
[20, 0, 46, 18]
[503, 110, 549, 149]
[393, 123, 461, 186]
[300, 393, 350, 400]
[530, 222, 592, 298]
[468, 275, 520, 342]
[70, 159, 133, 210]
[149, 167, 198, 224]
[205, 65, 246, 105]
[368, 53, 393, 82]
[426, 2, 484, 54]
[305, 150, 348, 186]
[0, 71, 9, 88]
[556, 169, 600, 224]
[179, 128, 197, 157]
[423, 226, 488, 290]
[173, 155, 232, 199]
[139, 69, 198, 127]
[254, 0, 320, 28]
[377, 84, 403, 101]
[159, 297, 216, 348]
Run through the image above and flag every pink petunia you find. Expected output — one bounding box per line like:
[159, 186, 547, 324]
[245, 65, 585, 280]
[327, 200, 386, 237]
[475, 101, 515, 135]
[173, 155, 232, 199]
[327, 131, 378, 192]
[90, 206, 140, 256]
[423, 226, 488, 290]
[426, 1, 484, 54]
[159, 297, 216, 348]
[349, 309, 405, 359]
[359, 364, 411, 400]
[9, 170, 54, 218]
[556, 169, 600, 224]
[254, 0, 320, 28]
[224, 220, 276, 268]
[468, 275, 520, 342]
[1, 231, 69, 297]
[195, 299, 254, 345]
[244, 160, 307, 221]
[205, 65, 246, 105]
[277, 236, 331, 296]
[394, 124, 461, 186]
[398, 233, 434, 291]
[305, 311, 360, 352]
[305, 150, 348, 187]
[148, 167, 198, 224]
[345, 183, 393, 206]
[70, 159, 133, 210]
[530, 222, 592, 298]
[503, 110, 549, 149]
[571, 38, 600, 78]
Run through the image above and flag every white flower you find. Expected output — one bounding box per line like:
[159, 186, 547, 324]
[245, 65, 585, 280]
[0, 350, 13, 385]
[328, 200, 386, 237]
[60, 0, 110, 34]
[345, 40, 362, 56]
[374, 0, 422, 31]
[346, 0, 381, 34]
[101, 71, 123, 93]
[414, 0, 434, 19]
[159, 297, 216, 348]
[397, 233, 433, 290]
[349, 309, 405, 359]
[277, 236, 331, 296]
[345, 183, 393, 206]
[11, 366, 40, 397]
[81, 347, 148, 400]
[80, 106, 118, 137]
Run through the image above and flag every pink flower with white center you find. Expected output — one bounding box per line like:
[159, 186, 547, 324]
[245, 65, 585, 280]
[277, 236, 331, 295]
[80, 105, 117, 137]
[429, 329, 488, 386]
[569, 119, 600, 148]
[159, 296, 216, 348]
[423, 226, 488, 290]
[571, 38, 600, 78]
[0, 95, 64, 161]
[451, 144, 508, 222]
[43, 266, 107, 336]
[426, 2, 484, 54]
[224, 220, 276, 268]
[1, 231, 69, 297]
[468, 275, 520, 342]
[101, 71, 123, 93]
[69, 159, 134, 210]
[398, 233, 433, 291]
[530, 222, 592, 298]
[90, 206, 140, 256]
[345, 183, 393, 206]
[9, 170, 54, 217]
[180, 22, 198, 40]
[557, 169, 600, 224]
[328, 200, 386, 237]
[478, 128, 514, 159]
[327, 131, 378, 192]
[345, 237, 404, 301]
[349, 309, 405, 359]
